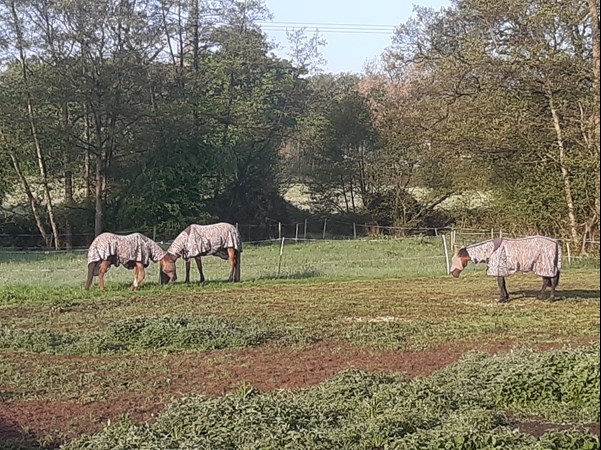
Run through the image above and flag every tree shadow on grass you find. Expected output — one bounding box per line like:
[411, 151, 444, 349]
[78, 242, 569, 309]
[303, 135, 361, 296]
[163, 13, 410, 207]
[0, 415, 60, 450]
[516, 289, 600, 301]
[253, 268, 322, 281]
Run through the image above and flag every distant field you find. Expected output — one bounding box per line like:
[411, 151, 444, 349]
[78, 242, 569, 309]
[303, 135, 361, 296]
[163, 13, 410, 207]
[0, 237, 454, 291]
[0, 237, 599, 449]
[2, 237, 596, 291]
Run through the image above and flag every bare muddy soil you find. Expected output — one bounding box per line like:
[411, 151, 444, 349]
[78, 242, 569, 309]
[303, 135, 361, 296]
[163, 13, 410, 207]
[1, 339, 598, 448]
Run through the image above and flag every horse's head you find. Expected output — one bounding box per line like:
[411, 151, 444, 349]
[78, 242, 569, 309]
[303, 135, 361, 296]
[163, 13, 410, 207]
[450, 247, 470, 278]
[159, 253, 178, 284]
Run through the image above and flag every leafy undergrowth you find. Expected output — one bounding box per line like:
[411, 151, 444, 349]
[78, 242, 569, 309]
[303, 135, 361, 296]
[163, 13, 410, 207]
[0, 316, 298, 354]
[61, 347, 600, 450]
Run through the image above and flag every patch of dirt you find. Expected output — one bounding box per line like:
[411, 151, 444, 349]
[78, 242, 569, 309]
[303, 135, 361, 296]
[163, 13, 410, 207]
[0, 340, 596, 448]
[515, 419, 599, 437]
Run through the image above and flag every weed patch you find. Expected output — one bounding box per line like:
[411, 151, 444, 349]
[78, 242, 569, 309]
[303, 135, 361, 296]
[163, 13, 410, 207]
[63, 347, 600, 450]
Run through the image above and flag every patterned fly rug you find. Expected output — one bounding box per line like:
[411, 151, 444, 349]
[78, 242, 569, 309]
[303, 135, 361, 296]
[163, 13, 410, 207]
[86, 232, 165, 291]
[451, 236, 562, 302]
[160, 222, 242, 284]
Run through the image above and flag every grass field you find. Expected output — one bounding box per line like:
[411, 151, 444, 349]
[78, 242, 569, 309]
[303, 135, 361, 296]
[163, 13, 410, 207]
[0, 238, 599, 449]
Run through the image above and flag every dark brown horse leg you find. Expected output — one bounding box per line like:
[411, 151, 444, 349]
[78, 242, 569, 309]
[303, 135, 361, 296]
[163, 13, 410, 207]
[549, 272, 560, 301]
[234, 251, 241, 282]
[537, 277, 550, 300]
[497, 277, 509, 303]
[185, 260, 191, 283]
[98, 260, 111, 292]
[195, 257, 205, 283]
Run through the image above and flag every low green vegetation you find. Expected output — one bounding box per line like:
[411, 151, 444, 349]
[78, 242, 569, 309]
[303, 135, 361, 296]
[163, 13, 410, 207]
[0, 238, 598, 449]
[63, 347, 600, 450]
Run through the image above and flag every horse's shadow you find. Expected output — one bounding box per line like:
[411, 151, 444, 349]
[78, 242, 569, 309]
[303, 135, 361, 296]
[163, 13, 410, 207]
[517, 289, 600, 301]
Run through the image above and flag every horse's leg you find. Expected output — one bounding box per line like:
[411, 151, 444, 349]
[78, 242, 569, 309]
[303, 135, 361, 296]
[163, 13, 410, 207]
[132, 263, 145, 290]
[185, 260, 191, 283]
[537, 277, 550, 300]
[234, 250, 241, 282]
[98, 260, 111, 292]
[85, 261, 98, 290]
[497, 276, 509, 303]
[549, 273, 560, 301]
[195, 257, 205, 283]
[131, 265, 139, 290]
[227, 248, 236, 282]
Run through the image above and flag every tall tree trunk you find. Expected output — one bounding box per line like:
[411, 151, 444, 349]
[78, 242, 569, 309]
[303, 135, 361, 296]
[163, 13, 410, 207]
[548, 94, 580, 250]
[64, 170, 74, 250]
[588, 0, 600, 231]
[7, 151, 50, 247]
[84, 107, 92, 199]
[62, 104, 74, 250]
[94, 150, 104, 237]
[10, 0, 61, 249]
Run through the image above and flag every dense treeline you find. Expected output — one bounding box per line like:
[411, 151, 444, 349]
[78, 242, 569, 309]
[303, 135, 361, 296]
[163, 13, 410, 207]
[0, 0, 598, 253]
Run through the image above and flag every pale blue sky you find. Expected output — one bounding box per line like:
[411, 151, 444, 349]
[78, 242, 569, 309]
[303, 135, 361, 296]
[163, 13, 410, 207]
[261, 0, 450, 74]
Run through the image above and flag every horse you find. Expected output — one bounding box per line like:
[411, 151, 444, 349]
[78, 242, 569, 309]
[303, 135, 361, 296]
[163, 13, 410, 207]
[85, 232, 166, 291]
[450, 236, 562, 303]
[159, 222, 242, 284]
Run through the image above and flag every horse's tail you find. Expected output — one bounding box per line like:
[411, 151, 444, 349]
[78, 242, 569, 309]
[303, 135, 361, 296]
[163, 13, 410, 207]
[85, 261, 98, 290]
[235, 250, 241, 282]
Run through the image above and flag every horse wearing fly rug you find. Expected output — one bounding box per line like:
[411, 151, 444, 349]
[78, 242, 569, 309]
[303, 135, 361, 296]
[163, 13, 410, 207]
[159, 222, 242, 284]
[450, 236, 562, 303]
[85, 232, 165, 291]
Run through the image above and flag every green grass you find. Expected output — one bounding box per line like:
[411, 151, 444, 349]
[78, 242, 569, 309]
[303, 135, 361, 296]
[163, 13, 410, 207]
[61, 347, 600, 450]
[0, 238, 452, 289]
[0, 238, 598, 449]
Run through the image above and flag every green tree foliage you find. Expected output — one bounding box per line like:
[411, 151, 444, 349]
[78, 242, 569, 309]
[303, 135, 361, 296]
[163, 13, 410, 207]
[383, 0, 599, 248]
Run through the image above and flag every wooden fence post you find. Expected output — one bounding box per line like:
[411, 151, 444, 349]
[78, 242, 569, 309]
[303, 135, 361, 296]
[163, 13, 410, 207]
[277, 237, 285, 278]
[442, 234, 450, 275]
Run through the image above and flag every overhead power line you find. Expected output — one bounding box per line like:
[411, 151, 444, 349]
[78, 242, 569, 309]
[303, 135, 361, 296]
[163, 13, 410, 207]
[258, 21, 397, 35]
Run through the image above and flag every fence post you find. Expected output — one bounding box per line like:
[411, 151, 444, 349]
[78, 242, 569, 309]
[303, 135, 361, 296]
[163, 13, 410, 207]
[278, 222, 282, 240]
[353, 222, 357, 239]
[304, 219, 307, 239]
[295, 223, 299, 242]
[442, 234, 450, 275]
[153, 226, 156, 241]
[277, 237, 285, 278]
[566, 242, 571, 266]
[491, 228, 494, 239]
[322, 219, 327, 239]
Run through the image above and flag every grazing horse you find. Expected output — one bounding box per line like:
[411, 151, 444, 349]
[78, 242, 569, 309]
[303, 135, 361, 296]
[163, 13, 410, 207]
[159, 222, 242, 284]
[450, 236, 562, 303]
[86, 232, 166, 291]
